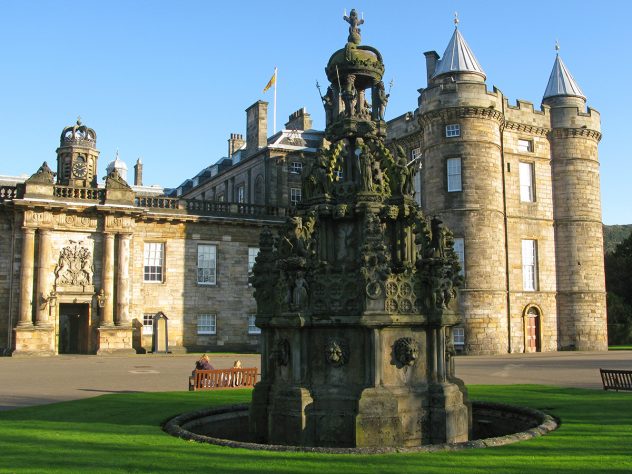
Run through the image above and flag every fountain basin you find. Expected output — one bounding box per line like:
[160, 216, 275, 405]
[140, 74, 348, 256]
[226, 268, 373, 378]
[163, 401, 558, 454]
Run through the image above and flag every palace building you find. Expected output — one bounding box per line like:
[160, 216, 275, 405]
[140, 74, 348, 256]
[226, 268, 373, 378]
[0, 24, 606, 356]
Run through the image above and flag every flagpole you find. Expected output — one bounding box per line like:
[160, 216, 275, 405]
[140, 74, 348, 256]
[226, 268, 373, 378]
[273, 67, 277, 134]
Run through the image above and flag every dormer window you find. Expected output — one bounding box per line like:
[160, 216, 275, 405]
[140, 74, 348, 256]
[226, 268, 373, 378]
[446, 124, 461, 138]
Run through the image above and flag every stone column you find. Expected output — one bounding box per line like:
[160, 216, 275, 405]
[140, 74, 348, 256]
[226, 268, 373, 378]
[116, 233, 131, 326]
[17, 228, 35, 327]
[101, 233, 115, 326]
[35, 229, 52, 326]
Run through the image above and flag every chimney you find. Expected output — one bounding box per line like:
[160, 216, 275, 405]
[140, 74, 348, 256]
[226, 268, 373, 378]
[228, 133, 245, 157]
[284, 107, 312, 131]
[424, 51, 440, 85]
[134, 158, 143, 186]
[245, 101, 268, 157]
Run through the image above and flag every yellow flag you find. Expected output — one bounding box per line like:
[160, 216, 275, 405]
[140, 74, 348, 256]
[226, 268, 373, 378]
[263, 69, 276, 93]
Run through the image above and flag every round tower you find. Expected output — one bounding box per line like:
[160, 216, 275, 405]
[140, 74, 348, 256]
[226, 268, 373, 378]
[419, 23, 507, 354]
[543, 51, 607, 351]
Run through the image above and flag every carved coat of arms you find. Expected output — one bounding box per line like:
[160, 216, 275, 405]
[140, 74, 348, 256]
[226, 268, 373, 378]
[54, 241, 94, 287]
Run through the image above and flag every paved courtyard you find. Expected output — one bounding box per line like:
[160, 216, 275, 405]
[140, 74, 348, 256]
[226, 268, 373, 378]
[0, 351, 630, 411]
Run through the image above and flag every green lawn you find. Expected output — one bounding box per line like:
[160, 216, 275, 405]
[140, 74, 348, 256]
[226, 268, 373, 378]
[0, 386, 631, 473]
[609, 345, 632, 351]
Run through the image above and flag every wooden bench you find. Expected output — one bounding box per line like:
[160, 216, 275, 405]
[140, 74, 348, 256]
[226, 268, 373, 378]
[600, 369, 632, 392]
[188, 367, 258, 391]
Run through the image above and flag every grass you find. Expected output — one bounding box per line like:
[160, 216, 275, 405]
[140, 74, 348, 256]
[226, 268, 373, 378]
[0, 386, 631, 473]
[609, 345, 632, 351]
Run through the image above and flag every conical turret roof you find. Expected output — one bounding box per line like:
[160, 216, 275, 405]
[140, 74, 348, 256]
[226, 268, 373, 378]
[543, 53, 585, 100]
[433, 27, 486, 79]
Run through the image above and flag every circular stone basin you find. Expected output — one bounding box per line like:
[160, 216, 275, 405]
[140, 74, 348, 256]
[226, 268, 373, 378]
[163, 401, 558, 454]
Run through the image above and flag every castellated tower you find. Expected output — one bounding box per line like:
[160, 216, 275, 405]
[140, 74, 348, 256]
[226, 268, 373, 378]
[418, 26, 508, 354]
[387, 22, 608, 355]
[543, 53, 607, 351]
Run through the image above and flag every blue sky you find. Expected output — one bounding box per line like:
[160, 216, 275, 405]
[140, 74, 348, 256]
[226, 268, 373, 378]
[1, 1, 630, 224]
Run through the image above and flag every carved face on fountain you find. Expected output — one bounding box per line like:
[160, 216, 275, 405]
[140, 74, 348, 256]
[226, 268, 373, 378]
[394, 337, 419, 367]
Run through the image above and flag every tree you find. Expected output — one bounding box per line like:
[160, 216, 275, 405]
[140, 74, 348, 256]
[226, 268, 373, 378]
[605, 232, 632, 344]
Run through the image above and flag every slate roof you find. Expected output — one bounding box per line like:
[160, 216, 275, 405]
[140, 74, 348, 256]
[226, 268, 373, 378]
[433, 27, 486, 79]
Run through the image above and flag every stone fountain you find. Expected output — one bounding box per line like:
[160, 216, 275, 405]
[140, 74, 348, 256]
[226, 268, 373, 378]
[249, 9, 470, 448]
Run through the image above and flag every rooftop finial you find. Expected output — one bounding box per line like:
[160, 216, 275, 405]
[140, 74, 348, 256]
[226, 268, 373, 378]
[555, 39, 560, 54]
[76, 115, 82, 125]
[454, 11, 459, 28]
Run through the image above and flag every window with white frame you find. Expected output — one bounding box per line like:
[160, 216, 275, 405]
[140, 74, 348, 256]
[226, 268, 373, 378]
[290, 187, 302, 205]
[522, 239, 538, 291]
[197, 314, 216, 335]
[518, 139, 534, 153]
[447, 157, 462, 192]
[143, 243, 164, 282]
[453, 327, 465, 346]
[142, 314, 154, 335]
[411, 147, 422, 161]
[519, 162, 535, 202]
[334, 167, 343, 180]
[453, 238, 465, 276]
[445, 124, 461, 137]
[197, 244, 217, 285]
[248, 314, 261, 335]
[248, 247, 259, 286]
[289, 161, 303, 174]
[237, 185, 245, 203]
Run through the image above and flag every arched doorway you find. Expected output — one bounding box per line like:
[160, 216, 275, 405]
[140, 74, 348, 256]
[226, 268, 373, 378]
[523, 305, 541, 353]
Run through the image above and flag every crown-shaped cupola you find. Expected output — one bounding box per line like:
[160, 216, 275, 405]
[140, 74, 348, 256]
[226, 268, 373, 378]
[56, 118, 100, 188]
[431, 15, 486, 83]
[543, 43, 585, 105]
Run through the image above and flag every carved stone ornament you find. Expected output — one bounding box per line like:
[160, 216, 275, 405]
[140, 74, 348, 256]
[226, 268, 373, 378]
[25, 161, 56, 184]
[54, 240, 94, 287]
[394, 337, 419, 367]
[325, 338, 349, 367]
[270, 338, 290, 366]
[104, 168, 132, 190]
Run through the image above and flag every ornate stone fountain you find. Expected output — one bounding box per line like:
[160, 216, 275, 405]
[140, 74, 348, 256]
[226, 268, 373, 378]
[249, 9, 470, 448]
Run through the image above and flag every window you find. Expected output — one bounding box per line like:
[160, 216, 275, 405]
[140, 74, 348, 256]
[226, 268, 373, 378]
[522, 239, 538, 291]
[519, 162, 535, 202]
[197, 314, 216, 335]
[217, 193, 225, 202]
[453, 327, 465, 346]
[248, 247, 259, 284]
[143, 243, 164, 282]
[290, 187, 302, 205]
[447, 157, 462, 192]
[453, 238, 465, 276]
[289, 161, 303, 174]
[142, 314, 154, 335]
[445, 124, 460, 137]
[518, 139, 534, 153]
[411, 147, 422, 161]
[248, 314, 261, 335]
[197, 244, 217, 285]
[334, 167, 343, 180]
[237, 185, 245, 203]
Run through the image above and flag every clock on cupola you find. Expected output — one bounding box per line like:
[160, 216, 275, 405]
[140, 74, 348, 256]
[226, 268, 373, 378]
[55, 118, 99, 188]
